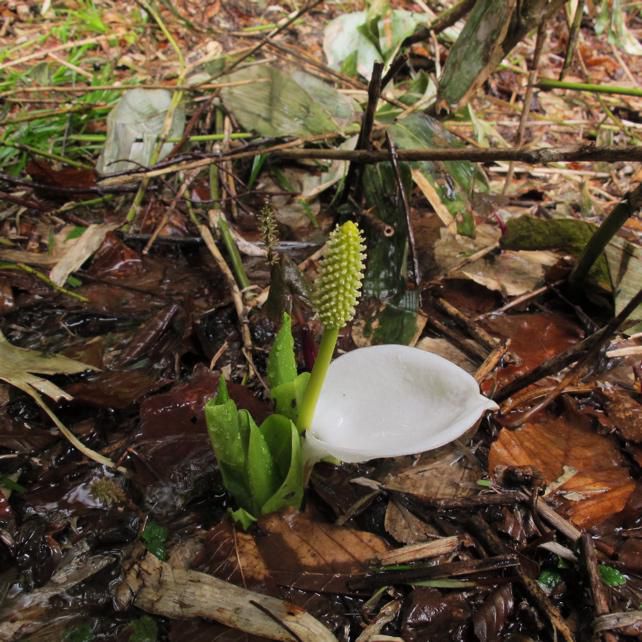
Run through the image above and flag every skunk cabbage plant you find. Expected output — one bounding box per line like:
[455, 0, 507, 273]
[205, 220, 497, 526]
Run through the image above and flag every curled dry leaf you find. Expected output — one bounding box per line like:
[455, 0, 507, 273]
[472, 584, 514, 642]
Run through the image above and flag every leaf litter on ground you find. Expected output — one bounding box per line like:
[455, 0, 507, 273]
[1, 0, 642, 640]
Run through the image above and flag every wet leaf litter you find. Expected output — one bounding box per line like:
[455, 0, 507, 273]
[1, 0, 642, 640]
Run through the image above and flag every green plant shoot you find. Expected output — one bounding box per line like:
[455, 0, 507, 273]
[204, 221, 365, 526]
[297, 221, 366, 432]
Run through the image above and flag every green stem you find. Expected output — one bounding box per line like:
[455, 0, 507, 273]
[0, 262, 88, 302]
[217, 216, 250, 290]
[538, 78, 642, 98]
[297, 327, 339, 432]
[559, 0, 584, 81]
[569, 182, 642, 287]
[125, 1, 186, 229]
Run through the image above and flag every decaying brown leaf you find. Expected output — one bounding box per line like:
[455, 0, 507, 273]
[489, 410, 635, 527]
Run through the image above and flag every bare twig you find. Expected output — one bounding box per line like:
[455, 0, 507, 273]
[434, 297, 499, 352]
[222, 0, 324, 75]
[403, 0, 477, 47]
[198, 224, 255, 376]
[580, 534, 618, 642]
[386, 131, 420, 288]
[475, 340, 510, 384]
[342, 62, 384, 204]
[98, 144, 642, 188]
[503, 20, 548, 194]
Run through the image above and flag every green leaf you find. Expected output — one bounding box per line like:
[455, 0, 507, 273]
[271, 372, 311, 425]
[389, 113, 487, 237]
[267, 312, 298, 390]
[63, 623, 94, 642]
[230, 506, 257, 529]
[65, 226, 87, 241]
[260, 415, 304, 515]
[0, 474, 25, 493]
[340, 50, 359, 76]
[128, 615, 158, 642]
[214, 375, 230, 404]
[205, 395, 244, 470]
[220, 66, 349, 138]
[141, 520, 168, 561]
[537, 569, 562, 590]
[599, 564, 627, 587]
[261, 414, 298, 478]
[204, 396, 253, 511]
[245, 412, 279, 512]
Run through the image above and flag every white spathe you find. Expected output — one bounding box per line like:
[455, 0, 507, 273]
[305, 345, 498, 463]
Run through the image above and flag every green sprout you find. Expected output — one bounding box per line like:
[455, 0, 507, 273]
[204, 221, 366, 526]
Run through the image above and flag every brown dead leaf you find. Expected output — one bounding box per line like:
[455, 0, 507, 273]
[483, 312, 584, 390]
[381, 445, 481, 541]
[489, 410, 635, 528]
[256, 508, 389, 594]
[599, 386, 642, 444]
[382, 443, 481, 499]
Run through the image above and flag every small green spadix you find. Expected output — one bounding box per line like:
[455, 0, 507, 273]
[297, 221, 366, 432]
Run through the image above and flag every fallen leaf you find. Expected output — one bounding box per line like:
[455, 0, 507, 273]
[49, 223, 118, 286]
[489, 409, 635, 527]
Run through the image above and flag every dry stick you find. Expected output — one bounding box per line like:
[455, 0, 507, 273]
[24, 385, 125, 473]
[531, 495, 582, 543]
[434, 297, 499, 352]
[385, 131, 419, 287]
[466, 513, 575, 642]
[403, 0, 477, 47]
[142, 171, 199, 254]
[518, 571, 576, 642]
[503, 20, 548, 195]
[126, 0, 187, 229]
[0, 79, 261, 96]
[198, 225, 256, 377]
[0, 32, 127, 70]
[250, 38, 410, 109]
[501, 287, 642, 424]
[273, 144, 642, 164]
[478, 281, 563, 319]
[595, 612, 642, 636]
[474, 340, 510, 384]
[494, 330, 602, 403]
[98, 144, 642, 186]
[0, 172, 136, 195]
[222, 115, 240, 221]
[581, 534, 619, 642]
[221, 0, 324, 75]
[560, 0, 585, 80]
[263, 40, 364, 90]
[500, 382, 594, 415]
[426, 316, 489, 363]
[342, 62, 384, 205]
[570, 181, 642, 287]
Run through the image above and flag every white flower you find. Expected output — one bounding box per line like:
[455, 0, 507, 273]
[304, 345, 498, 463]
